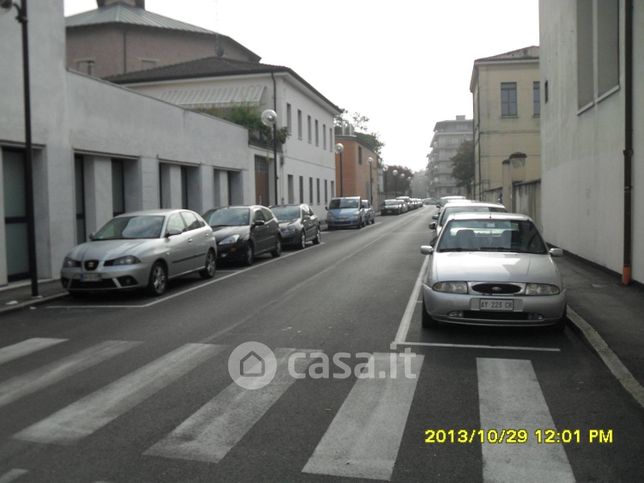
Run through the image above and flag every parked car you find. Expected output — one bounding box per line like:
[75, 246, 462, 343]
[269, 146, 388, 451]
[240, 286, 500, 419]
[430, 201, 506, 240]
[361, 200, 375, 225]
[381, 199, 404, 215]
[326, 196, 365, 229]
[420, 213, 566, 330]
[396, 195, 413, 210]
[436, 195, 468, 208]
[61, 209, 216, 296]
[202, 205, 281, 266]
[271, 203, 321, 249]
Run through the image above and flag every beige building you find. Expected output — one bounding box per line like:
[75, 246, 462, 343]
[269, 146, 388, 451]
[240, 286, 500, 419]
[470, 46, 541, 203]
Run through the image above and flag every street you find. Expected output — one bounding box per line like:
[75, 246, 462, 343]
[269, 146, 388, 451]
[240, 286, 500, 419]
[0, 206, 642, 482]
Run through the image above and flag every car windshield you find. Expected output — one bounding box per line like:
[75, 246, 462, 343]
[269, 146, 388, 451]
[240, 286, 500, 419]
[93, 215, 165, 240]
[436, 219, 548, 254]
[384, 200, 400, 206]
[438, 205, 506, 226]
[329, 198, 359, 209]
[271, 206, 301, 222]
[204, 207, 250, 227]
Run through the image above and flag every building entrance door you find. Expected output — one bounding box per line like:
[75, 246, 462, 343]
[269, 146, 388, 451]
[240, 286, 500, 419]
[2, 149, 29, 281]
[255, 156, 269, 205]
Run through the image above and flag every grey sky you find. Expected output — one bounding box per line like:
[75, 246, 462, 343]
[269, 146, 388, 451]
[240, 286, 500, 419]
[64, 0, 540, 172]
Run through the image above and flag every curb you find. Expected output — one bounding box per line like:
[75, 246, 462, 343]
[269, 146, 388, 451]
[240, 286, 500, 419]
[566, 305, 644, 409]
[0, 292, 68, 315]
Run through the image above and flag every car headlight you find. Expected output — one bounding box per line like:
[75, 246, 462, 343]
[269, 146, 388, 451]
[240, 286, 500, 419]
[432, 281, 468, 294]
[525, 283, 560, 295]
[105, 255, 141, 266]
[63, 256, 81, 268]
[218, 234, 241, 245]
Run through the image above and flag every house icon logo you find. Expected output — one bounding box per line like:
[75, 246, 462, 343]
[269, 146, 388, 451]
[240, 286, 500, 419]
[228, 341, 277, 390]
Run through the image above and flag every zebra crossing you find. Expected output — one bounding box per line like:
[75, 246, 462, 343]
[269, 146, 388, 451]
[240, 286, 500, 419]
[0, 337, 576, 481]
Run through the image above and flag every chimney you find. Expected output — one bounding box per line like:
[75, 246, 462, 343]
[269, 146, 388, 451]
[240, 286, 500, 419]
[97, 0, 145, 8]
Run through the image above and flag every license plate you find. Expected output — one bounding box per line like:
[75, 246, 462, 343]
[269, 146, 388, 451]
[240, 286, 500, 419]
[479, 299, 514, 311]
[81, 273, 101, 282]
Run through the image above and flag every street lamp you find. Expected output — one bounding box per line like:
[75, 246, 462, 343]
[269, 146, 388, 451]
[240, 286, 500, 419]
[335, 143, 344, 196]
[367, 156, 374, 204]
[261, 108, 279, 205]
[393, 169, 399, 197]
[2, 0, 38, 296]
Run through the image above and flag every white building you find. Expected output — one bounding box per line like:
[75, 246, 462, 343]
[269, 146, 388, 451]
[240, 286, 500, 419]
[427, 116, 473, 197]
[539, 0, 643, 283]
[109, 57, 342, 220]
[0, 0, 252, 285]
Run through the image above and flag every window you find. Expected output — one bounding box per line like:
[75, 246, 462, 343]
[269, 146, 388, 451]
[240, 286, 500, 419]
[76, 59, 94, 75]
[315, 120, 319, 146]
[286, 103, 292, 134]
[299, 176, 304, 203]
[533, 81, 540, 116]
[331, 180, 335, 197]
[180, 211, 201, 231]
[323, 124, 327, 150]
[112, 159, 125, 216]
[358, 146, 363, 164]
[287, 174, 294, 204]
[307, 115, 312, 144]
[500, 82, 517, 117]
[180, 166, 189, 209]
[597, 0, 619, 97]
[297, 109, 302, 140]
[253, 209, 266, 223]
[329, 128, 333, 152]
[576, 0, 594, 108]
[324, 180, 328, 203]
[316, 178, 320, 205]
[309, 177, 313, 203]
[167, 214, 186, 234]
[74, 155, 86, 243]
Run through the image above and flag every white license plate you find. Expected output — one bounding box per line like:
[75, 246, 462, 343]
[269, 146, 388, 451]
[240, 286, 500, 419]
[81, 273, 101, 282]
[479, 299, 514, 311]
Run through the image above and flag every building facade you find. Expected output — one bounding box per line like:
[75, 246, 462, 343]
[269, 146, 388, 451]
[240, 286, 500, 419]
[334, 127, 381, 207]
[539, 0, 643, 283]
[427, 116, 473, 198]
[0, 0, 252, 285]
[109, 57, 341, 220]
[66, 0, 260, 78]
[470, 47, 541, 202]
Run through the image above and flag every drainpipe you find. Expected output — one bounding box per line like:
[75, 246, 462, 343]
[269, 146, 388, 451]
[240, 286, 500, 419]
[271, 71, 279, 205]
[622, 0, 633, 285]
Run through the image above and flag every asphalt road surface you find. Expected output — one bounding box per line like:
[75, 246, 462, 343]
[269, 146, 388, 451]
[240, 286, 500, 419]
[0, 206, 642, 482]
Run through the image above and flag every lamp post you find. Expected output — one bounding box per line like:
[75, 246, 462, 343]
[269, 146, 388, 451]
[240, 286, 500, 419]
[392, 169, 399, 197]
[367, 156, 374, 205]
[335, 143, 344, 196]
[261, 109, 279, 205]
[2, 0, 38, 296]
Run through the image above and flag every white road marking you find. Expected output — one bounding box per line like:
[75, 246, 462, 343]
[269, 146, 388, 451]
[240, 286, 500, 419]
[477, 358, 575, 482]
[0, 340, 140, 409]
[14, 343, 224, 445]
[567, 306, 644, 408]
[0, 338, 67, 366]
[397, 341, 561, 352]
[391, 256, 430, 349]
[0, 469, 28, 483]
[46, 243, 326, 310]
[302, 352, 424, 481]
[145, 348, 305, 463]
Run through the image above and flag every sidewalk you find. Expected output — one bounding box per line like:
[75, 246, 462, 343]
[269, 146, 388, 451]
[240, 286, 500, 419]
[556, 253, 644, 406]
[0, 279, 66, 314]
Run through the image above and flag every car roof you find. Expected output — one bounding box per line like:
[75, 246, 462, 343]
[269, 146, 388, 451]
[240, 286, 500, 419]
[271, 204, 304, 208]
[443, 201, 505, 209]
[448, 212, 533, 222]
[331, 196, 360, 200]
[116, 209, 189, 217]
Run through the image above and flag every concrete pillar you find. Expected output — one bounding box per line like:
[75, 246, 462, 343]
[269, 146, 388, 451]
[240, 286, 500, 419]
[213, 169, 229, 207]
[229, 171, 244, 205]
[123, 158, 142, 211]
[84, 155, 113, 235]
[160, 163, 182, 208]
[139, 157, 160, 210]
[502, 158, 512, 210]
[186, 165, 204, 212]
[194, 164, 214, 213]
[0, 149, 7, 285]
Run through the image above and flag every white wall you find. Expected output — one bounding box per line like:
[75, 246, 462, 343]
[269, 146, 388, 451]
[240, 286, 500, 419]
[539, 0, 643, 281]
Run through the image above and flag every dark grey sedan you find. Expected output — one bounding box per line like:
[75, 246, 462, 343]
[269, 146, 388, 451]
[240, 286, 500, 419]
[271, 204, 321, 249]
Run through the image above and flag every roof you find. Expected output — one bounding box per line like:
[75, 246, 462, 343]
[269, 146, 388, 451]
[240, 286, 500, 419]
[149, 85, 266, 109]
[470, 46, 539, 92]
[65, 3, 260, 62]
[107, 56, 342, 114]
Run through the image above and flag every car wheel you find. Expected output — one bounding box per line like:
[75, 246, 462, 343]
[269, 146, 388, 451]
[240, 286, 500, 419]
[199, 249, 216, 279]
[271, 237, 282, 257]
[312, 227, 321, 245]
[244, 244, 254, 266]
[146, 261, 167, 296]
[298, 231, 307, 249]
[421, 298, 439, 329]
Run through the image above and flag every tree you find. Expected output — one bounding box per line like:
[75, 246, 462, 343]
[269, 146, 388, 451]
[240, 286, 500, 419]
[334, 110, 385, 156]
[451, 140, 475, 195]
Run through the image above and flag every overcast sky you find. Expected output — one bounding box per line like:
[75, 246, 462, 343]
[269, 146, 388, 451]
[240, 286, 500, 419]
[64, 0, 540, 172]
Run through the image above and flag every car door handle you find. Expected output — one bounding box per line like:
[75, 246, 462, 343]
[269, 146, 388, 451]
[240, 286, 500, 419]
[187, 238, 193, 243]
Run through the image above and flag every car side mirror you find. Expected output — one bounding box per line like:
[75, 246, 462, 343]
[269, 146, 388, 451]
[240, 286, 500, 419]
[549, 247, 564, 257]
[88, 232, 95, 241]
[253, 219, 266, 227]
[429, 222, 436, 230]
[432, 214, 438, 220]
[165, 228, 182, 237]
[420, 245, 434, 255]
[324, 206, 328, 210]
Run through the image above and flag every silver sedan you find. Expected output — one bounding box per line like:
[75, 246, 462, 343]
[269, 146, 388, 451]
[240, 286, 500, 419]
[420, 213, 566, 329]
[61, 209, 217, 296]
